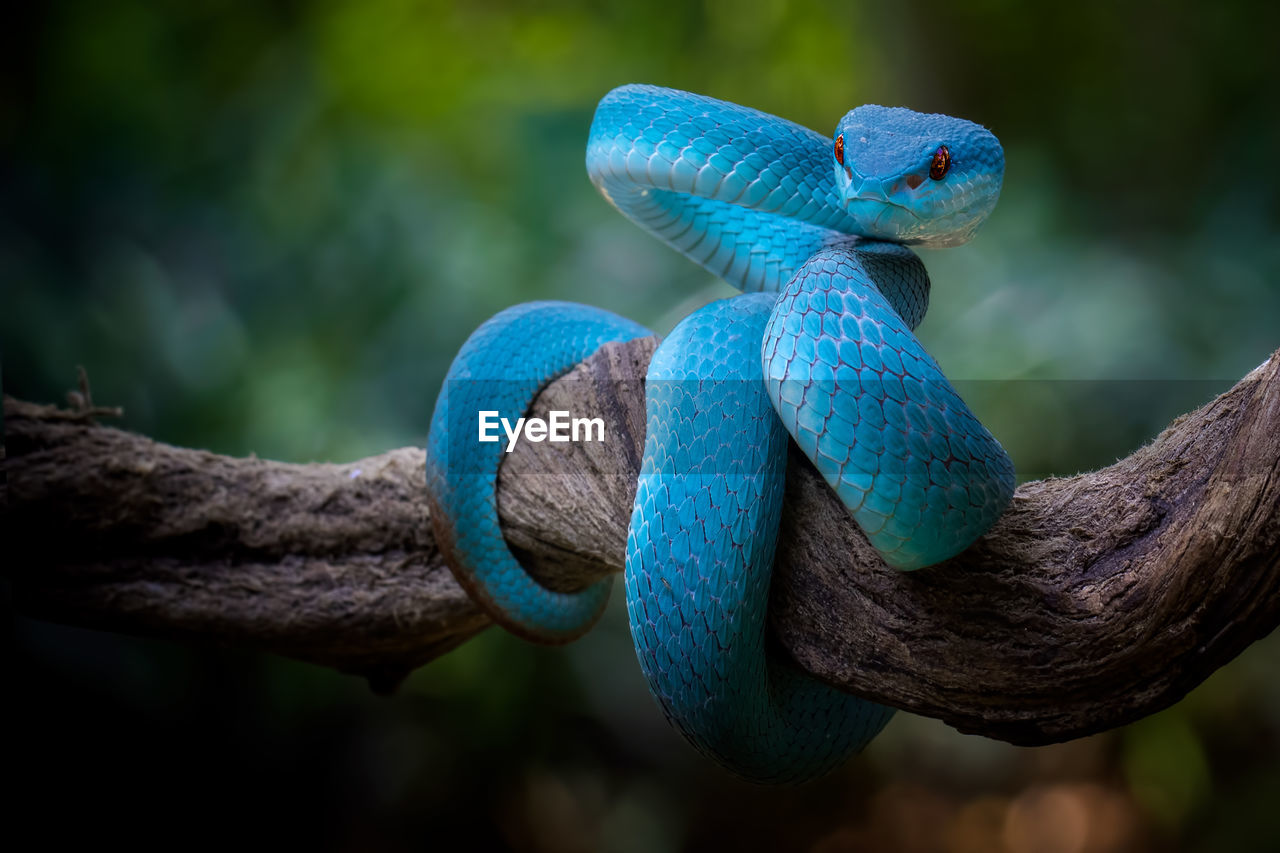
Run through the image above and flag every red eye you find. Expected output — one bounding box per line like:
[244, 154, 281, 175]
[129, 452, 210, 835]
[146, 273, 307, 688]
[930, 145, 951, 180]
[834, 134, 844, 166]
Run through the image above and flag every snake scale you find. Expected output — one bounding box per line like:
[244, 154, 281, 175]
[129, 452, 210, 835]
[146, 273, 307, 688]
[425, 85, 1015, 783]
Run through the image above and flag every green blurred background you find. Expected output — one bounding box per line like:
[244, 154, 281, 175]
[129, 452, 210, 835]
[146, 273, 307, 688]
[4, 1, 1279, 850]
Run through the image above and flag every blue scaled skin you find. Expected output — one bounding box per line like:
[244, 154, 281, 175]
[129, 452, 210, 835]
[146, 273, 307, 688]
[627, 294, 895, 784]
[425, 85, 1015, 781]
[425, 301, 649, 642]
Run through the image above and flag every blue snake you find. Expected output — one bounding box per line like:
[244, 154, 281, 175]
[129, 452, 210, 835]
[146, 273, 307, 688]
[425, 85, 1015, 783]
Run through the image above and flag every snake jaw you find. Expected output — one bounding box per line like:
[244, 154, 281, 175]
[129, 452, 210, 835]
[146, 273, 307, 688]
[840, 170, 931, 242]
[838, 150, 970, 245]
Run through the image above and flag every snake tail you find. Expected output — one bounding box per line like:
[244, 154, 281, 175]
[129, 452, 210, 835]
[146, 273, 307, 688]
[425, 301, 650, 643]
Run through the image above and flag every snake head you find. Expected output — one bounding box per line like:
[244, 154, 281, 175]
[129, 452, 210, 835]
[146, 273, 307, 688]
[833, 105, 1004, 248]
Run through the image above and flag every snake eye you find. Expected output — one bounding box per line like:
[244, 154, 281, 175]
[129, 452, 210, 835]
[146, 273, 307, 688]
[834, 134, 844, 166]
[929, 145, 951, 180]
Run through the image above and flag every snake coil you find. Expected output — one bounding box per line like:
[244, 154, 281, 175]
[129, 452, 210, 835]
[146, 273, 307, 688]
[426, 85, 1014, 783]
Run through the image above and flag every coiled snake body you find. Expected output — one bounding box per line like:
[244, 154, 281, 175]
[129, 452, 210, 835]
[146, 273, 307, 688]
[426, 85, 1014, 783]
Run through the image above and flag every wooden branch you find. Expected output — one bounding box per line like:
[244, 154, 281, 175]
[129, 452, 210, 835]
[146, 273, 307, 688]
[3, 343, 1278, 743]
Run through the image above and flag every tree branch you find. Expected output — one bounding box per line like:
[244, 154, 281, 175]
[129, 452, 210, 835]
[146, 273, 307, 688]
[3, 342, 1278, 742]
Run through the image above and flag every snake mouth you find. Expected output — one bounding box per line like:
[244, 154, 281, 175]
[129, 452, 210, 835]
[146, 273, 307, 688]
[844, 195, 924, 241]
[845, 193, 922, 219]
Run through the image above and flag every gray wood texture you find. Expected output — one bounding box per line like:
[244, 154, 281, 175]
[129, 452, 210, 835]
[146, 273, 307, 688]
[4, 343, 1278, 742]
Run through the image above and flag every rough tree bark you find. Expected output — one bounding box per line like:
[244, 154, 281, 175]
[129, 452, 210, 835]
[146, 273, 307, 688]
[3, 344, 1278, 745]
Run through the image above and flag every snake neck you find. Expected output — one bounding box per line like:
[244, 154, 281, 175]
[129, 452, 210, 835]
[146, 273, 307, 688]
[586, 84, 860, 294]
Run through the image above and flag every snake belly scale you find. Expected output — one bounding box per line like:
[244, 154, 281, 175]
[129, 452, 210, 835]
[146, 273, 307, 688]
[425, 84, 1015, 783]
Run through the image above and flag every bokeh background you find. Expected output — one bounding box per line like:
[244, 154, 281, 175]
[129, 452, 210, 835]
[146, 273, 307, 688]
[4, 1, 1279, 850]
